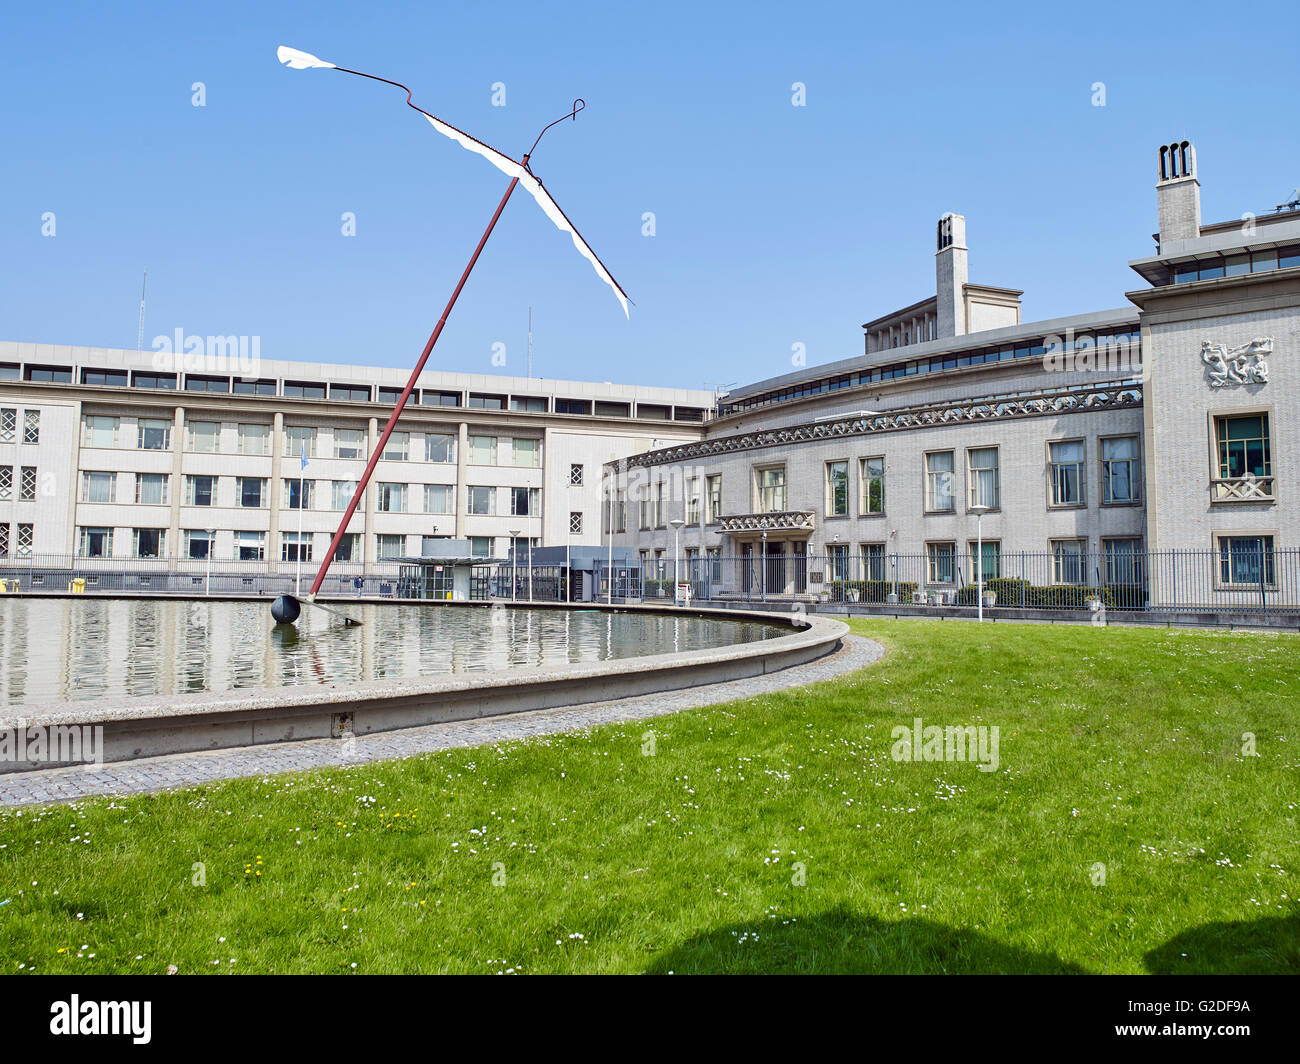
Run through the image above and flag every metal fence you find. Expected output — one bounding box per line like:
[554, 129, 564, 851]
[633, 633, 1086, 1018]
[618, 548, 1300, 615]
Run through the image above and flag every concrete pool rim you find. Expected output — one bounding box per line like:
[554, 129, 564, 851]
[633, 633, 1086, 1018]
[0, 603, 847, 772]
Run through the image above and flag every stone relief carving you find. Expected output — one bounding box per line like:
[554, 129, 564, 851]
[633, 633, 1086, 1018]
[1201, 337, 1273, 388]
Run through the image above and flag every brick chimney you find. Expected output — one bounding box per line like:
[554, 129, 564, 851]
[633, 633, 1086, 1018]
[1157, 141, 1201, 248]
[935, 213, 967, 338]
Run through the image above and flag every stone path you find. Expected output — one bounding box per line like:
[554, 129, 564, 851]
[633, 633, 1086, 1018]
[0, 635, 882, 807]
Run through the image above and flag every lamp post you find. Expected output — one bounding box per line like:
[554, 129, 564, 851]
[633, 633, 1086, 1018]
[887, 528, 898, 604]
[508, 528, 520, 601]
[970, 504, 989, 622]
[830, 532, 841, 604]
[670, 518, 685, 605]
[205, 528, 215, 597]
[760, 529, 767, 604]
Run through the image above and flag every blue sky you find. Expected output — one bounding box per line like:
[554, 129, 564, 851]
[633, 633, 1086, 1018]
[3, 0, 1297, 393]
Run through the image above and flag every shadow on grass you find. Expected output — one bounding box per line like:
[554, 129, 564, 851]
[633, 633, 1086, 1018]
[1144, 911, 1300, 974]
[645, 907, 1087, 974]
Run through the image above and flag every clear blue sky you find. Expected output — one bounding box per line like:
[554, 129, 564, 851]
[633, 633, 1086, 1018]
[3, 0, 1297, 392]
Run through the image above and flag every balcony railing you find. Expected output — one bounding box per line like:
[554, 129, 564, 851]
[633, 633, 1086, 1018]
[1211, 475, 1274, 503]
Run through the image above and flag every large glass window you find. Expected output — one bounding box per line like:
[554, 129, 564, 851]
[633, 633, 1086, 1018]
[237, 477, 266, 508]
[332, 481, 358, 511]
[926, 542, 955, 584]
[377, 482, 407, 513]
[686, 478, 701, 524]
[133, 528, 165, 559]
[509, 486, 540, 516]
[826, 461, 849, 516]
[85, 415, 118, 448]
[926, 452, 955, 512]
[968, 447, 999, 509]
[1104, 538, 1143, 586]
[78, 527, 113, 558]
[377, 534, 405, 560]
[81, 471, 116, 503]
[758, 467, 786, 513]
[425, 433, 455, 463]
[969, 539, 1001, 580]
[135, 473, 168, 505]
[1218, 534, 1275, 586]
[706, 475, 722, 523]
[188, 420, 220, 453]
[1052, 538, 1088, 585]
[381, 432, 409, 462]
[1216, 415, 1270, 479]
[424, 484, 455, 515]
[233, 531, 265, 561]
[137, 418, 172, 451]
[238, 423, 270, 455]
[467, 485, 496, 515]
[284, 479, 314, 510]
[334, 428, 365, 459]
[1101, 436, 1140, 503]
[185, 529, 213, 560]
[860, 457, 884, 515]
[281, 532, 313, 563]
[861, 542, 885, 581]
[186, 475, 215, 507]
[1049, 440, 1085, 506]
[513, 438, 541, 467]
[467, 436, 497, 465]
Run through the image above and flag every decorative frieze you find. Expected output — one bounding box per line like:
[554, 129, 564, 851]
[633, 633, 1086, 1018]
[718, 510, 817, 534]
[1200, 337, 1272, 388]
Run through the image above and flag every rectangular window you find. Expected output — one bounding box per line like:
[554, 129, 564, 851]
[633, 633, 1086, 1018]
[1217, 534, 1275, 586]
[758, 467, 786, 513]
[926, 542, 955, 584]
[967, 447, 999, 509]
[135, 473, 168, 506]
[283, 478, 314, 510]
[555, 398, 591, 415]
[510, 395, 547, 413]
[233, 530, 265, 561]
[425, 433, 455, 463]
[184, 374, 230, 393]
[467, 436, 497, 466]
[133, 528, 165, 559]
[706, 475, 722, 523]
[0, 524, 8, 558]
[467, 485, 495, 515]
[425, 484, 455, 515]
[377, 534, 405, 560]
[654, 482, 666, 527]
[1, 408, 14, 442]
[1052, 538, 1088, 585]
[568, 461, 584, 485]
[16, 523, 33, 556]
[332, 480, 358, 511]
[232, 378, 277, 396]
[236, 477, 266, 508]
[81, 471, 116, 503]
[707, 547, 722, 582]
[686, 478, 701, 524]
[185, 529, 213, 560]
[84, 415, 118, 448]
[569, 511, 583, 535]
[281, 532, 313, 563]
[509, 486, 539, 516]
[131, 372, 176, 390]
[282, 381, 326, 400]
[137, 418, 172, 451]
[333, 532, 360, 563]
[827, 543, 849, 581]
[469, 536, 494, 558]
[826, 461, 849, 516]
[468, 393, 505, 410]
[1049, 440, 1085, 506]
[513, 438, 542, 467]
[381, 432, 409, 462]
[285, 426, 317, 458]
[377, 482, 407, 513]
[23, 410, 39, 444]
[188, 420, 220, 453]
[0, 467, 11, 501]
[860, 457, 885, 515]
[20, 467, 36, 501]
[1103, 538, 1143, 586]
[1215, 414, 1270, 479]
[334, 428, 365, 459]
[78, 527, 113, 558]
[926, 451, 955, 512]
[1101, 436, 1140, 503]
[969, 539, 1001, 580]
[238, 423, 270, 455]
[186, 474, 215, 507]
[861, 542, 885, 582]
[329, 383, 370, 402]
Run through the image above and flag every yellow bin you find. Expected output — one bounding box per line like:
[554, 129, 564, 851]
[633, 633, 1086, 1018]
[68, 577, 86, 594]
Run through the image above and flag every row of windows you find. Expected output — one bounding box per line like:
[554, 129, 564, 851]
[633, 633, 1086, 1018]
[2, 365, 703, 421]
[0, 465, 39, 502]
[72, 528, 511, 562]
[0, 522, 34, 558]
[718, 331, 1142, 416]
[1170, 246, 1300, 285]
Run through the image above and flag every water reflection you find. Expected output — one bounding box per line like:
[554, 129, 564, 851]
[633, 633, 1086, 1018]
[0, 600, 785, 706]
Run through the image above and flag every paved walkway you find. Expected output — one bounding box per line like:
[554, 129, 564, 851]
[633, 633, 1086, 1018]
[0, 635, 882, 807]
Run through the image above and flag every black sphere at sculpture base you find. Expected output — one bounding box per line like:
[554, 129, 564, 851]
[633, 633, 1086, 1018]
[271, 594, 302, 625]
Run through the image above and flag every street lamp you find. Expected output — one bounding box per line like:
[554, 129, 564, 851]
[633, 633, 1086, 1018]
[760, 529, 767, 603]
[205, 528, 215, 597]
[970, 504, 989, 622]
[669, 518, 685, 605]
[508, 528, 521, 601]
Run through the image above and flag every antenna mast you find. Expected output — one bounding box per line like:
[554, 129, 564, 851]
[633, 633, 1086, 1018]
[136, 270, 148, 351]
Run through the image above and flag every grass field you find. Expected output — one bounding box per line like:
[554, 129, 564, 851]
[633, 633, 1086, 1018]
[1, 618, 1297, 974]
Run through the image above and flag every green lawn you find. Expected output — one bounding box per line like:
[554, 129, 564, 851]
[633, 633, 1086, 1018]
[1, 619, 1297, 974]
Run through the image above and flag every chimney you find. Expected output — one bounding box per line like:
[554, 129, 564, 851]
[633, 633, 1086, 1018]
[935, 213, 967, 338]
[1157, 141, 1201, 247]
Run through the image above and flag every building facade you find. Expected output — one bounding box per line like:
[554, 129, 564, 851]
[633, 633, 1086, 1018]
[0, 345, 712, 583]
[606, 142, 1300, 610]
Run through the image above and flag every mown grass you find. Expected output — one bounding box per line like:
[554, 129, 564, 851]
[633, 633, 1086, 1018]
[1, 619, 1296, 974]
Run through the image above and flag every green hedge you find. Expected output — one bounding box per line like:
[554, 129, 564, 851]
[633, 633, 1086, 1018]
[826, 580, 918, 604]
[953, 578, 1144, 609]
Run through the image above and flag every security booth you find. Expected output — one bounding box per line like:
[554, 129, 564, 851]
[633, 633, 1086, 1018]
[396, 539, 507, 601]
[498, 545, 641, 602]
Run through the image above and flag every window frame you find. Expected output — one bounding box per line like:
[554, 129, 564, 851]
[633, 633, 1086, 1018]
[1047, 438, 1087, 509]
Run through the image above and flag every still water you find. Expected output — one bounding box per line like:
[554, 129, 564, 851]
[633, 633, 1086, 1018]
[0, 599, 787, 706]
